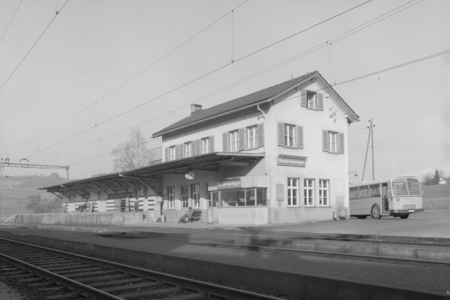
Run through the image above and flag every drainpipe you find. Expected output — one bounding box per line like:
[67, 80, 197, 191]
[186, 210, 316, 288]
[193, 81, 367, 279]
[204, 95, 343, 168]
[257, 104, 271, 223]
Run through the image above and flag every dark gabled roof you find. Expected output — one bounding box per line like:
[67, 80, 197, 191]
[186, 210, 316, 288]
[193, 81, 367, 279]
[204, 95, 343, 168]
[152, 72, 317, 137]
[153, 71, 359, 137]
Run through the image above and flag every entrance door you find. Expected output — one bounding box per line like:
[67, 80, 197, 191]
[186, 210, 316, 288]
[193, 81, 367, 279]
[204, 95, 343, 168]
[209, 191, 219, 223]
[381, 183, 389, 212]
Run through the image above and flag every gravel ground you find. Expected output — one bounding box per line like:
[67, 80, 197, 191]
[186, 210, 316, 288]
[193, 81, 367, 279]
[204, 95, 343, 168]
[0, 280, 27, 300]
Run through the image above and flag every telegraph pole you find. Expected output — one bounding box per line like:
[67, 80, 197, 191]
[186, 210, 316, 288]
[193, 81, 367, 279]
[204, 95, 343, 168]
[361, 119, 375, 182]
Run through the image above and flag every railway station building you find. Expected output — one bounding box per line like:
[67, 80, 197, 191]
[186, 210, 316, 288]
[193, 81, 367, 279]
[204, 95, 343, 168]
[41, 71, 359, 225]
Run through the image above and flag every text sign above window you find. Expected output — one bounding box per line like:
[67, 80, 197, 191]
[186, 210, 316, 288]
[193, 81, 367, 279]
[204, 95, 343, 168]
[277, 155, 306, 167]
[217, 179, 241, 189]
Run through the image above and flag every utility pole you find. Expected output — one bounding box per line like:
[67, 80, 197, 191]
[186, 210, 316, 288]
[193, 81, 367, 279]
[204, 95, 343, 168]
[361, 119, 375, 182]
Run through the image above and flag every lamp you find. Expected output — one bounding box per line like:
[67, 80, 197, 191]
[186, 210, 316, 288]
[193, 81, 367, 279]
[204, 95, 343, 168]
[348, 171, 359, 177]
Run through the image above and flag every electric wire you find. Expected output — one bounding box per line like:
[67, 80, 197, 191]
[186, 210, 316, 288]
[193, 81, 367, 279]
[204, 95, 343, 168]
[3, 0, 370, 156]
[18, 0, 424, 162]
[0, 0, 23, 45]
[0, 0, 69, 92]
[58, 52, 450, 170]
[0, 0, 248, 154]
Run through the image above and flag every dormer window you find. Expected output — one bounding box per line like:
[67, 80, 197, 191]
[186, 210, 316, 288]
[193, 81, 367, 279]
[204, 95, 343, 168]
[301, 89, 324, 111]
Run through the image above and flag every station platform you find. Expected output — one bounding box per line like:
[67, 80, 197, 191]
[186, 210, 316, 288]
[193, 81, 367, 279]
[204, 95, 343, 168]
[1, 210, 449, 299]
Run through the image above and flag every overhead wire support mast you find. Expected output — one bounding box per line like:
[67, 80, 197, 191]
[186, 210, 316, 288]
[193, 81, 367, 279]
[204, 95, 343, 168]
[0, 162, 70, 182]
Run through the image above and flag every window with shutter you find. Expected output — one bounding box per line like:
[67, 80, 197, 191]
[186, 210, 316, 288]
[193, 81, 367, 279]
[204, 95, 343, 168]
[229, 130, 238, 152]
[247, 126, 257, 149]
[201, 137, 209, 154]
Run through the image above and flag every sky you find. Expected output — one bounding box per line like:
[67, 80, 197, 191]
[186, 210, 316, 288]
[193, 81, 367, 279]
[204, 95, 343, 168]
[0, 0, 449, 184]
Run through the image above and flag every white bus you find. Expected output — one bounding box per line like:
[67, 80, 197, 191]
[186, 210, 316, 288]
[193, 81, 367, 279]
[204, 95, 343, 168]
[349, 176, 423, 219]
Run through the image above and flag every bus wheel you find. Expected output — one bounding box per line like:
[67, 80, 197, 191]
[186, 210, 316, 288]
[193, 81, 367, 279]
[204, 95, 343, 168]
[371, 205, 382, 219]
[357, 216, 367, 219]
[400, 214, 409, 219]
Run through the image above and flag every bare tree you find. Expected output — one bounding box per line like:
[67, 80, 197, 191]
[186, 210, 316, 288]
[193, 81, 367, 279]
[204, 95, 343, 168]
[112, 127, 149, 172]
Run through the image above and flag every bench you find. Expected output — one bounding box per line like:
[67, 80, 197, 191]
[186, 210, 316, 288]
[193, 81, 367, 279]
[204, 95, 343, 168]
[179, 210, 202, 223]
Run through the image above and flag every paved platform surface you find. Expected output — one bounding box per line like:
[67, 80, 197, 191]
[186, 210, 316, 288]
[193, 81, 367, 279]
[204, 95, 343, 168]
[1, 210, 449, 296]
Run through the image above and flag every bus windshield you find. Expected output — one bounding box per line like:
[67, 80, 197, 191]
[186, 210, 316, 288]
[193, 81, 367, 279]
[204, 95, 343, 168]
[391, 178, 421, 196]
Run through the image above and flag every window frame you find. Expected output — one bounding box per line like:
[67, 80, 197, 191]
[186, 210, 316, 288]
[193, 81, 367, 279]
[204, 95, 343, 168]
[284, 124, 296, 147]
[304, 178, 315, 206]
[184, 142, 192, 158]
[319, 179, 329, 206]
[247, 126, 257, 149]
[191, 183, 200, 208]
[229, 130, 239, 152]
[306, 90, 316, 110]
[169, 146, 176, 161]
[287, 178, 300, 207]
[167, 186, 175, 209]
[201, 137, 210, 154]
[181, 185, 189, 208]
[328, 131, 338, 153]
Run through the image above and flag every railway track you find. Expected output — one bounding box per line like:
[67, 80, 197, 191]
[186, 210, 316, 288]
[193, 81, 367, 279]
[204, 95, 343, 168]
[0, 237, 284, 300]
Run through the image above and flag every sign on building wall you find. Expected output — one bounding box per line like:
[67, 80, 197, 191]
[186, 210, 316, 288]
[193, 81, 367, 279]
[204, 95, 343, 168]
[217, 179, 241, 189]
[277, 155, 306, 167]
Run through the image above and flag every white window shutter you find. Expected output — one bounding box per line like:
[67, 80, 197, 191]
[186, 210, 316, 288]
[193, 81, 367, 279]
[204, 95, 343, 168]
[300, 89, 307, 107]
[209, 136, 214, 153]
[317, 93, 324, 111]
[322, 130, 328, 152]
[257, 123, 264, 147]
[296, 125, 303, 149]
[338, 132, 345, 154]
[278, 123, 284, 146]
[222, 132, 229, 152]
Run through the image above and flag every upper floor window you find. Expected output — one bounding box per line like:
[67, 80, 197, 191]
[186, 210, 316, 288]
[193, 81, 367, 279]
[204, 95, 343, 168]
[201, 137, 210, 154]
[278, 123, 303, 149]
[247, 126, 257, 149]
[229, 130, 239, 152]
[169, 146, 176, 161]
[184, 142, 191, 158]
[322, 130, 344, 154]
[307, 91, 316, 109]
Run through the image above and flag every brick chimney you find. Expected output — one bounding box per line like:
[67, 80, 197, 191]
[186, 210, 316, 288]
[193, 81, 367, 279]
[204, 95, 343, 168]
[191, 104, 202, 115]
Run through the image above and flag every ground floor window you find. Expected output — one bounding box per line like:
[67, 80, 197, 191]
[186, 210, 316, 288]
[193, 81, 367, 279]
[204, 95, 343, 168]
[287, 178, 299, 207]
[304, 179, 315, 206]
[191, 183, 200, 208]
[181, 185, 189, 208]
[221, 188, 267, 207]
[167, 186, 175, 209]
[319, 179, 329, 206]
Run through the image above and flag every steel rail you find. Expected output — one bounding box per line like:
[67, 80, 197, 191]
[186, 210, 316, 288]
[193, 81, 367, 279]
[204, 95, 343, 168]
[0, 252, 123, 300]
[0, 237, 285, 300]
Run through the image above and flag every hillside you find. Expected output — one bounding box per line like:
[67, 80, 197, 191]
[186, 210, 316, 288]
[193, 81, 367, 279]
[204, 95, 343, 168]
[0, 173, 66, 189]
[0, 188, 47, 215]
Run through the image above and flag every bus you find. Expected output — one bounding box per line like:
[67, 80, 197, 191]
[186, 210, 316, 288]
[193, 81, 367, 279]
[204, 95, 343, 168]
[349, 176, 423, 219]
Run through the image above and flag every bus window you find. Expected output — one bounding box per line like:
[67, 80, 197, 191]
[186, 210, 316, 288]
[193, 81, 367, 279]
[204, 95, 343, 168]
[407, 178, 421, 195]
[392, 180, 408, 196]
[369, 184, 381, 197]
[349, 187, 358, 200]
[359, 186, 369, 198]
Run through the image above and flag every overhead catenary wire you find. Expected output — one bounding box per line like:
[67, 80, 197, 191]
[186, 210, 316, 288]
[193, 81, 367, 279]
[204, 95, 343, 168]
[0, 0, 23, 45]
[0, 0, 248, 155]
[15, 0, 423, 162]
[0, 0, 69, 92]
[19, 0, 374, 159]
[46, 51, 450, 170]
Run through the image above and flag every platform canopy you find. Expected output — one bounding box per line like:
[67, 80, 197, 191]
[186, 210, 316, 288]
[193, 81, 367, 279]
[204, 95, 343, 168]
[40, 152, 265, 199]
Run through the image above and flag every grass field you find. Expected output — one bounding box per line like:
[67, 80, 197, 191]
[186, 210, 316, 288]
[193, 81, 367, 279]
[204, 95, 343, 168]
[0, 188, 48, 215]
